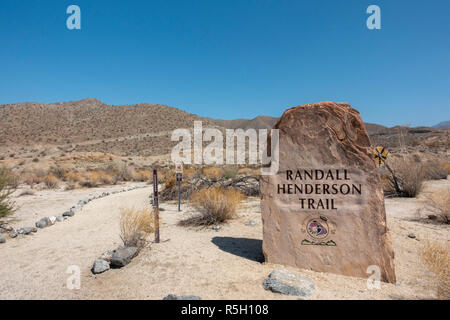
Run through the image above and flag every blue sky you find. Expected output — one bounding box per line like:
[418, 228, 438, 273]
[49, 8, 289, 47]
[0, 0, 449, 126]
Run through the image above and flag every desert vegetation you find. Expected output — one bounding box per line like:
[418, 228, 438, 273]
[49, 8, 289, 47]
[179, 187, 244, 227]
[426, 189, 450, 224]
[5, 161, 155, 190]
[119, 207, 155, 249]
[421, 241, 450, 299]
[0, 167, 16, 220]
[382, 156, 450, 197]
[160, 165, 259, 201]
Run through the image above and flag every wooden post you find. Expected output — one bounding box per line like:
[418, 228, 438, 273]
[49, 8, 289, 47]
[153, 169, 160, 243]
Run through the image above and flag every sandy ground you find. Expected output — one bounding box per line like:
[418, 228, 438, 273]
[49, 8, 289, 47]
[0, 180, 448, 300]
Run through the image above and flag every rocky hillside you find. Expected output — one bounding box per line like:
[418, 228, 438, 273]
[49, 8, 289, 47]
[0, 98, 218, 157]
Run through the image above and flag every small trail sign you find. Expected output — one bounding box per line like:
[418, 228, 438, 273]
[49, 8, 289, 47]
[373, 146, 388, 167]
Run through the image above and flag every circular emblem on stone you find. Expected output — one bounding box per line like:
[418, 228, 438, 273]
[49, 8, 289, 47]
[306, 218, 329, 240]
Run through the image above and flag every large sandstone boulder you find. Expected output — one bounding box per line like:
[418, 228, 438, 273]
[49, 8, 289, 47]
[260, 102, 396, 283]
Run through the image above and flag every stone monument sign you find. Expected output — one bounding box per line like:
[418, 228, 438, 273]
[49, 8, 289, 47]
[260, 102, 396, 283]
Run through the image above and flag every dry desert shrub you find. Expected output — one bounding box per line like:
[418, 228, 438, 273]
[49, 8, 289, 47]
[420, 241, 450, 299]
[202, 167, 222, 180]
[120, 207, 155, 249]
[183, 167, 198, 180]
[106, 163, 136, 182]
[427, 189, 450, 224]
[164, 176, 177, 189]
[83, 172, 102, 187]
[386, 157, 424, 197]
[159, 169, 174, 184]
[135, 169, 152, 182]
[0, 167, 16, 220]
[222, 166, 239, 179]
[423, 161, 450, 180]
[443, 162, 450, 172]
[179, 187, 245, 227]
[49, 166, 68, 180]
[80, 171, 114, 187]
[65, 171, 83, 183]
[42, 174, 59, 189]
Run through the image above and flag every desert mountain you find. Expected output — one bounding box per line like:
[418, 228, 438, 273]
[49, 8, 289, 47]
[433, 121, 450, 130]
[0, 98, 448, 160]
[0, 98, 218, 157]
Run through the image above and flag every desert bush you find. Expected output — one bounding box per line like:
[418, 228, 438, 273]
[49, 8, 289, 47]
[164, 176, 177, 190]
[223, 166, 239, 179]
[443, 162, 450, 172]
[386, 158, 424, 197]
[158, 169, 174, 184]
[183, 167, 198, 180]
[427, 189, 450, 224]
[421, 241, 450, 299]
[202, 167, 222, 180]
[135, 170, 152, 182]
[49, 166, 68, 180]
[0, 167, 16, 220]
[120, 207, 155, 249]
[5, 171, 20, 188]
[42, 175, 59, 189]
[80, 172, 101, 188]
[423, 161, 450, 180]
[179, 187, 244, 227]
[106, 163, 136, 182]
[65, 171, 83, 183]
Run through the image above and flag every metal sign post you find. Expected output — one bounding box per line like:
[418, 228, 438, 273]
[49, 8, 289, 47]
[152, 169, 160, 243]
[175, 163, 183, 212]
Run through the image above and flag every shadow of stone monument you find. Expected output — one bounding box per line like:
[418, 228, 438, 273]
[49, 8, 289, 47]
[211, 237, 264, 263]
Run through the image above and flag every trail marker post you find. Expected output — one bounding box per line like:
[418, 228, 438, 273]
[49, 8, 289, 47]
[373, 146, 388, 167]
[175, 163, 183, 212]
[153, 169, 160, 243]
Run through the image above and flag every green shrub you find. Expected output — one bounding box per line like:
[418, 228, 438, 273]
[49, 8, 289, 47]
[0, 167, 16, 220]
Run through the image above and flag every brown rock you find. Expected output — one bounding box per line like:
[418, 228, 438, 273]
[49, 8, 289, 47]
[260, 102, 396, 283]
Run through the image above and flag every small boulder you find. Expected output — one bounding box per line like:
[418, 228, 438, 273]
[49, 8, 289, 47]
[163, 294, 201, 300]
[56, 216, 65, 222]
[21, 227, 36, 235]
[110, 246, 138, 268]
[0, 234, 5, 243]
[35, 217, 51, 229]
[408, 233, 416, 239]
[263, 270, 315, 297]
[9, 230, 18, 238]
[91, 259, 110, 274]
[71, 205, 82, 213]
[0, 224, 13, 232]
[63, 210, 75, 217]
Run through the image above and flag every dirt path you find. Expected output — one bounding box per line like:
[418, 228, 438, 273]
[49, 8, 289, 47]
[0, 185, 151, 299]
[0, 181, 448, 300]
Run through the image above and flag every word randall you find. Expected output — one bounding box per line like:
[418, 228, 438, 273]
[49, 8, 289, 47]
[171, 121, 279, 175]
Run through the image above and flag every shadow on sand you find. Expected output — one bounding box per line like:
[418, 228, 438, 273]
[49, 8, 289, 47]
[211, 237, 264, 263]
